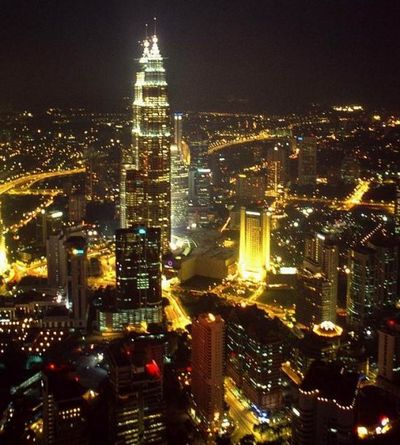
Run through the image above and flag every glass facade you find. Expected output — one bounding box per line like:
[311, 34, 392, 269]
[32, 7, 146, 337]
[115, 227, 162, 325]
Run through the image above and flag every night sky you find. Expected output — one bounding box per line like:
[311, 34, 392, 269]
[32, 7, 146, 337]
[1, 0, 399, 112]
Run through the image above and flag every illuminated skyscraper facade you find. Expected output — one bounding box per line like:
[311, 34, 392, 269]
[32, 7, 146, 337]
[115, 227, 162, 325]
[121, 34, 171, 252]
[239, 207, 271, 281]
[191, 313, 225, 431]
[0, 200, 8, 275]
[171, 113, 189, 231]
[297, 136, 317, 186]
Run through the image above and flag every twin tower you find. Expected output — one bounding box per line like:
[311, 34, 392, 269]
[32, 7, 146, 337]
[120, 33, 171, 253]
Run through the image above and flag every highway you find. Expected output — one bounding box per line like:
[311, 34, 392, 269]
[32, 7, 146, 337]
[0, 167, 85, 195]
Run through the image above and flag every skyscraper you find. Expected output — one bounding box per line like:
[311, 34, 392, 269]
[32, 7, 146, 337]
[191, 313, 225, 432]
[378, 319, 400, 383]
[239, 206, 271, 281]
[171, 113, 189, 232]
[0, 200, 8, 275]
[346, 245, 375, 327]
[303, 232, 339, 323]
[121, 33, 171, 252]
[395, 181, 400, 236]
[107, 334, 166, 444]
[64, 236, 88, 329]
[297, 136, 317, 186]
[115, 227, 162, 325]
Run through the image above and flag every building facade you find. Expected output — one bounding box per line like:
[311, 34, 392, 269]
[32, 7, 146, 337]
[115, 227, 162, 326]
[121, 34, 171, 253]
[191, 313, 225, 432]
[239, 206, 271, 281]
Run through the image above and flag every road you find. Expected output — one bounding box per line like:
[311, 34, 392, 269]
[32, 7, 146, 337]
[339, 179, 371, 211]
[164, 285, 191, 330]
[225, 378, 260, 443]
[0, 167, 85, 195]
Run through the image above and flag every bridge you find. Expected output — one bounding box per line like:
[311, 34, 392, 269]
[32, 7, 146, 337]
[0, 167, 85, 196]
[207, 129, 292, 154]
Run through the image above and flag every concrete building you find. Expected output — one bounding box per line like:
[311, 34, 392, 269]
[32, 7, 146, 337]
[226, 306, 286, 411]
[46, 232, 66, 290]
[64, 236, 87, 329]
[297, 136, 317, 186]
[115, 227, 162, 326]
[292, 361, 358, 445]
[107, 334, 166, 444]
[235, 173, 266, 203]
[191, 313, 225, 432]
[239, 206, 271, 281]
[378, 318, 400, 383]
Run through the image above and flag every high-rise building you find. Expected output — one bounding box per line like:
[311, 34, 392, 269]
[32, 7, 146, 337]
[42, 371, 89, 445]
[266, 143, 288, 194]
[171, 112, 189, 231]
[347, 237, 399, 327]
[346, 245, 375, 327]
[47, 232, 67, 290]
[68, 193, 86, 223]
[0, 200, 8, 275]
[121, 33, 171, 252]
[226, 306, 286, 411]
[378, 319, 400, 383]
[115, 227, 162, 326]
[395, 182, 400, 236]
[297, 136, 317, 186]
[296, 271, 335, 326]
[40, 209, 63, 247]
[188, 168, 212, 208]
[191, 313, 225, 432]
[292, 361, 358, 445]
[239, 206, 271, 281]
[107, 334, 166, 444]
[64, 236, 87, 329]
[235, 173, 266, 203]
[303, 232, 339, 323]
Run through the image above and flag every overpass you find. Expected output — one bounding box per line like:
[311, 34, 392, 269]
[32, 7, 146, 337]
[0, 167, 85, 195]
[207, 129, 292, 154]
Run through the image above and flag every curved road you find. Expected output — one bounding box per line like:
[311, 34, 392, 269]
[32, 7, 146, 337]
[0, 167, 85, 195]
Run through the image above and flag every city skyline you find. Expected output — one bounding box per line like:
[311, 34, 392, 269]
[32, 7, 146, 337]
[1, 0, 400, 112]
[0, 3, 399, 444]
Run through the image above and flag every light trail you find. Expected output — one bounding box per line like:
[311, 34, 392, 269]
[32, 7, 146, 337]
[0, 167, 85, 196]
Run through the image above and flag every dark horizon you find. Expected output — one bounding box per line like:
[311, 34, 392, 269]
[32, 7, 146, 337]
[1, 0, 399, 113]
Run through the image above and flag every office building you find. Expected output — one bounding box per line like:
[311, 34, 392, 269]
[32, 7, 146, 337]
[121, 33, 171, 252]
[191, 313, 225, 432]
[226, 306, 286, 410]
[0, 200, 8, 275]
[367, 236, 398, 306]
[347, 237, 398, 327]
[47, 232, 66, 290]
[266, 143, 288, 194]
[64, 236, 87, 329]
[42, 371, 89, 445]
[303, 232, 339, 323]
[396, 182, 400, 236]
[292, 361, 359, 445]
[115, 227, 162, 326]
[346, 245, 375, 327]
[378, 318, 400, 383]
[171, 113, 189, 231]
[297, 271, 335, 327]
[297, 136, 317, 186]
[40, 209, 63, 247]
[188, 167, 212, 208]
[107, 334, 166, 444]
[68, 193, 86, 223]
[235, 173, 266, 203]
[239, 206, 271, 281]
